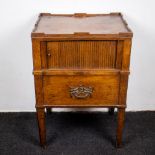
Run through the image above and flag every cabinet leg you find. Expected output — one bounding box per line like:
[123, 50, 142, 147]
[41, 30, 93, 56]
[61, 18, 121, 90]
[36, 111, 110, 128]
[116, 108, 125, 148]
[36, 108, 46, 148]
[108, 108, 114, 115]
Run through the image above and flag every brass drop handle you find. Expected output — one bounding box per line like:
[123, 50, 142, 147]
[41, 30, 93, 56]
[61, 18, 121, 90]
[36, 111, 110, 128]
[70, 85, 93, 99]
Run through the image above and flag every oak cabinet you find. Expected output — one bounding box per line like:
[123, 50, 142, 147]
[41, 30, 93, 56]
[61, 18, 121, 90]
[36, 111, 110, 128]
[31, 12, 133, 148]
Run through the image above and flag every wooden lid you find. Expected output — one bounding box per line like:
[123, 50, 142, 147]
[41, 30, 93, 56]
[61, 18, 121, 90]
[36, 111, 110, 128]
[32, 13, 132, 38]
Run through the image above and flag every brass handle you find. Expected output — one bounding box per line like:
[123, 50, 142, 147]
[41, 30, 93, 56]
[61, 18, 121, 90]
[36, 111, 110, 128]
[70, 85, 93, 99]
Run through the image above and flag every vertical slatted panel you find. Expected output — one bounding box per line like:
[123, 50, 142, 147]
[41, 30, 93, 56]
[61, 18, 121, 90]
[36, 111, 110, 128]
[116, 40, 124, 69]
[47, 41, 117, 69]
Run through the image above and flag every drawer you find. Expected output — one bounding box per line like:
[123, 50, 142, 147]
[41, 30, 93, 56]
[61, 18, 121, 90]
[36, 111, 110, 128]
[43, 74, 120, 106]
[45, 41, 117, 69]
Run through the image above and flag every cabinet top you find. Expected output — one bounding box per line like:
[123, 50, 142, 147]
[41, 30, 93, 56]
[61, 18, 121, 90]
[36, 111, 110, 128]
[32, 13, 132, 38]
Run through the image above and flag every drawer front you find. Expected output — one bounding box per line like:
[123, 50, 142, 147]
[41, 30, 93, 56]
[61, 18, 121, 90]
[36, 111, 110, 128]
[43, 74, 120, 106]
[46, 41, 117, 69]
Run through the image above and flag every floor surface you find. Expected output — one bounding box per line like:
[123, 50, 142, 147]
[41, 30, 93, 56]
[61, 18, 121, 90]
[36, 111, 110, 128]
[0, 111, 155, 155]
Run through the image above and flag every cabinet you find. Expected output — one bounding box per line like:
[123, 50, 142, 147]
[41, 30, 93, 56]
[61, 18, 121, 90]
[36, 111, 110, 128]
[31, 13, 133, 148]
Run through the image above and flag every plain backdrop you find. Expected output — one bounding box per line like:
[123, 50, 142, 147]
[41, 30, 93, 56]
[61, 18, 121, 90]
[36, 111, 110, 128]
[0, 0, 155, 112]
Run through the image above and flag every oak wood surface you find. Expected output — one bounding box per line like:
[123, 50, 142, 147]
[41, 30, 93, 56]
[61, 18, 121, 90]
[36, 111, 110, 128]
[43, 74, 120, 106]
[116, 108, 125, 148]
[33, 13, 130, 35]
[36, 108, 46, 147]
[31, 12, 133, 148]
[47, 41, 117, 69]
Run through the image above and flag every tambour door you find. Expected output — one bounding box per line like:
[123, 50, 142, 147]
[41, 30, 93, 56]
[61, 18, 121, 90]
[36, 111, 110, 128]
[43, 41, 120, 69]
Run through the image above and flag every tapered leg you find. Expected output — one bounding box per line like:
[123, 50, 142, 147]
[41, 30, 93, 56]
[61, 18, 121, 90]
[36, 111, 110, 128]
[36, 108, 46, 148]
[116, 108, 125, 148]
[108, 108, 115, 115]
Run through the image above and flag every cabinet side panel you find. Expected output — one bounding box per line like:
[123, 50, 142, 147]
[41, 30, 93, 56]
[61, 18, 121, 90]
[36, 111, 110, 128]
[122, 39, 132, 70]
[118, 73, 129, 105]
[118, 38, 132, 105]
[34, 75, 44, 106]
[32, 39, 44, 107]
[40, 42, 47, 69]
[32, 39, 41, 70]
[116, 40, 124, 69]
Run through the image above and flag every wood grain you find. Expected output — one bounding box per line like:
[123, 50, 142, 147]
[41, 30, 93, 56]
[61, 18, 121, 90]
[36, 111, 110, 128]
[36, 108, 46, 147]
[31, 13, 133, 148]
[47, 41, 117, 69]
[43, 74, 120, 106]
[116, 108, 125, 148]
[33, 13, 130, 35]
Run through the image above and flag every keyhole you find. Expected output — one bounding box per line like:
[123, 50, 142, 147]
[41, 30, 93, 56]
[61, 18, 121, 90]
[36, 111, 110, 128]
[47, 53, 51, 57]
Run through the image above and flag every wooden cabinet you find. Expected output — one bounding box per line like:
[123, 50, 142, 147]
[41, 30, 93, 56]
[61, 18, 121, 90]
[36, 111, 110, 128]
[31, 13, 133, 148]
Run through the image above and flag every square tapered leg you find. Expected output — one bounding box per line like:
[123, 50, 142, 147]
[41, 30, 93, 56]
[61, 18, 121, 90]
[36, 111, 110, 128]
[36, 108, 46, 147]
[116, 108, 125, 148]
